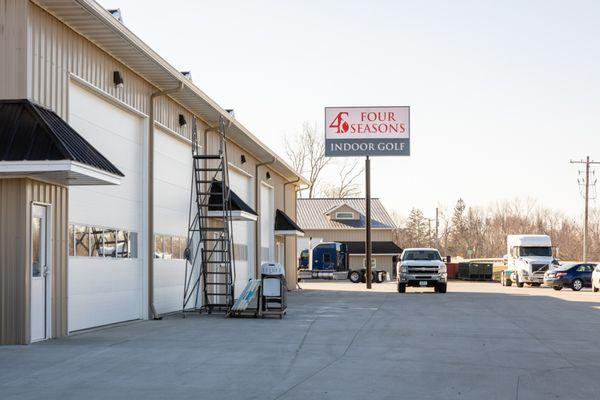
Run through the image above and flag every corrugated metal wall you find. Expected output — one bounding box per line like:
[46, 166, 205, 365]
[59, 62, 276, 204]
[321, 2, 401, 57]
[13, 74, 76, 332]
[0, 179, 28, 344]
[0, 178, 68, 344]
[302, 229, 393, 242]
[0, 0, 28, 99]
[26, 3, 197, 137]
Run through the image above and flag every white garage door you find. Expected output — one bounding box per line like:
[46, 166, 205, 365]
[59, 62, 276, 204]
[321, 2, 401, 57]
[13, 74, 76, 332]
[154, 127, 192, 314]
[260, 183, 274, 264]
[67, 82, 144, 332]
[229, 169, 254, 298]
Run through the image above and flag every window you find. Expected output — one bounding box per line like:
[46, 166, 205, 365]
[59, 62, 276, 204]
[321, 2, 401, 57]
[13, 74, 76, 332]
[129, 232, 138, 258]
[68, 225, 74, 257]
[335, 212, 354, 220]
[102, 229, 117, 258]
[402, 250, 441, 261]
[164, 236, 173, 259]
[234, 243, 248, 261]
[116, 230, 128, 258]
[75, 225, 90, 256]
[32, 217, 42, 277]
[172, 237, 181, 259]
[69, 224, 138, 258]
[153, 234, 188, 260]
[363, 258, 376, 268]
[155, 235, 164, 259]
[323, 253, 332, 263]
[90, 227, 103, 257]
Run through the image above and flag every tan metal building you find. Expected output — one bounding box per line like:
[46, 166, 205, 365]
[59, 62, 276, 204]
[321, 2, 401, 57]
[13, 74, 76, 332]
[0, 0, 307, 344]
[297, 198, 401, 276]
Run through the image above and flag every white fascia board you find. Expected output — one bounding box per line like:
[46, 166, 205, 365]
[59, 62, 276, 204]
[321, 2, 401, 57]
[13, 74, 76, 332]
[0, 160, 122, 185]
[275, 230, 305, 237]
[206, 210, 258, 222]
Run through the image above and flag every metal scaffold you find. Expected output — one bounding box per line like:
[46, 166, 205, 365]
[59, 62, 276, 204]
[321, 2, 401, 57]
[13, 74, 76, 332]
[182, 116, 236, 314]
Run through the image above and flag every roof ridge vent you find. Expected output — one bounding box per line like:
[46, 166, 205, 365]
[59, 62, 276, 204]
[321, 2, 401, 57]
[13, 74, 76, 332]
[107, 9, 123, 23]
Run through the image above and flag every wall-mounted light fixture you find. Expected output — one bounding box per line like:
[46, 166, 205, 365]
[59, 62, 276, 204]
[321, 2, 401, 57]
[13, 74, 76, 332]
[226, 109, 235, 119]
[266, 171, 271, 181]
[113, 71, 124, 88]
[178, 114, 187, 128]
[241, 154, 246, 164]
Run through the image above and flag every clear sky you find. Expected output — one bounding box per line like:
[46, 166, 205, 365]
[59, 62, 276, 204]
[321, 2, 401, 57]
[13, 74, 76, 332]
[99, 0, 600, 217]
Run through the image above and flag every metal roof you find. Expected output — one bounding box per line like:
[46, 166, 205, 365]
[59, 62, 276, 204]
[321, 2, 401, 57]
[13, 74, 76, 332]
[275, 209, 304, 233]
[297, 198, 397, 230]
[343, 241, 402, 255]
[32, 0, 308, 185]
[0, 99, 123, 176]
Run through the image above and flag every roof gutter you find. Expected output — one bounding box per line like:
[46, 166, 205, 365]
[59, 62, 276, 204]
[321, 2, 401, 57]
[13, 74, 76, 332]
[148, 82, 184, 320]
[254, 156, 276, 276]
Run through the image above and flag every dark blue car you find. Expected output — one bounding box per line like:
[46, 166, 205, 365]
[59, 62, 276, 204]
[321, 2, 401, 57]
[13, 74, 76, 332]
[543, 263, 596, 291]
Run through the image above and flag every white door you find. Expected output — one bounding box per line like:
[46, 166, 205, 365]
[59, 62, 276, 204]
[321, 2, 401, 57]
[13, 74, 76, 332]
[31, 204, 50, 342]
[228, 169, 254, 298]
[260, 184, 274, 263]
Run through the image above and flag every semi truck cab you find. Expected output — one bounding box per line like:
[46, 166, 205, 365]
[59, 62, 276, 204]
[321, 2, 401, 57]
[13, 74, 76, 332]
[502, 234, 556, 287]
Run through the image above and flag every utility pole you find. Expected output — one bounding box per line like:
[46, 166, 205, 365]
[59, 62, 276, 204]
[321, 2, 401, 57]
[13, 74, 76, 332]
[570, 156, 600, 262]
[365, 156, 372, 289]
[435, 207, 439, 249]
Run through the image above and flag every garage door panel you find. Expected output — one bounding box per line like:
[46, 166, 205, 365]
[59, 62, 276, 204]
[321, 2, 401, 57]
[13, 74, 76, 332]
[229, 170, 254, 298]
[68, 83, 144, 331]
[153, 128, 192, 313]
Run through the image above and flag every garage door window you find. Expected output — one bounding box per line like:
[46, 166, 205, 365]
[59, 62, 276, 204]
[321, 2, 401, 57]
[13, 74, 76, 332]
[69, 224, 138, 258]
[154, 233, 187, 260]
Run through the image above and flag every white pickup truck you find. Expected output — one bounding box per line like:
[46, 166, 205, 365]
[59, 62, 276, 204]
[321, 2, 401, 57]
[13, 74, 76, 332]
[500, 234, 557, 287]
[396, 248, 447, 293]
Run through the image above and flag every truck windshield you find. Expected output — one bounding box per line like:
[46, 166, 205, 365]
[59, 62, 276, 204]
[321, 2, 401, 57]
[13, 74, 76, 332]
[402, 250, 441, 261]
[519, 247, 552, 257]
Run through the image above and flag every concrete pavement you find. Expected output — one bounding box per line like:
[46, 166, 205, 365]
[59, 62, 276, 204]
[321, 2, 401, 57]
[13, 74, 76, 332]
[2, 281, 600, 399]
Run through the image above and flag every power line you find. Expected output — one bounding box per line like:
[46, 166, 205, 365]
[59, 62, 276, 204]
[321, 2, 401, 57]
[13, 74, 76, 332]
[570, 156, 600, 262]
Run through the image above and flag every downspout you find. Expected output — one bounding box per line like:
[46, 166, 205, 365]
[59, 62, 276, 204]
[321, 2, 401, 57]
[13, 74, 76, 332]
[148, 82, 184, 320]
[254, 156, 276, 277]
[282, 177, 300, 288]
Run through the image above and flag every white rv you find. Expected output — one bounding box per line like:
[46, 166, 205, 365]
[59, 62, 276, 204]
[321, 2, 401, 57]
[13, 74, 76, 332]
[500, 234, 557, 287]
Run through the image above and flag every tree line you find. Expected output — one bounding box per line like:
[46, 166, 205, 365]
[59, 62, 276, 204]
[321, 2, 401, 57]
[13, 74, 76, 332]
[393, 198, 598, 261]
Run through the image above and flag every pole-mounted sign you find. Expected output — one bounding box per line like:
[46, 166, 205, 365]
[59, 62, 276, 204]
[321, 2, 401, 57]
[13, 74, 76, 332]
[324, 106, 410, 289]
[325, 106, 410, 157]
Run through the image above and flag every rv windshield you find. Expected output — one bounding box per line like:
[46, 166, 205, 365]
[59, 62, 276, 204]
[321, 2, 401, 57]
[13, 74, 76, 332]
[402, 250, 442, 261]
[519, 247, 552, 257]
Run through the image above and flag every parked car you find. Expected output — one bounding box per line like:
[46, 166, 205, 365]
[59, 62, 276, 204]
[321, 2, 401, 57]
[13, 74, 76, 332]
[396, 248, 447, 293]
[592, 265, 600, 292]
[543, 263, 596, 291]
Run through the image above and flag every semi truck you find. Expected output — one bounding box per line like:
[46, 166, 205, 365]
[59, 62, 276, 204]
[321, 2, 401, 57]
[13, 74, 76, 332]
[298, 242, 388, 283]
[500, 234, 558, 287]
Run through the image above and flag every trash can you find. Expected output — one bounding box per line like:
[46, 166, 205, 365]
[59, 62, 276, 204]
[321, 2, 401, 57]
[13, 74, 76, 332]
[260, 262, 287, 319]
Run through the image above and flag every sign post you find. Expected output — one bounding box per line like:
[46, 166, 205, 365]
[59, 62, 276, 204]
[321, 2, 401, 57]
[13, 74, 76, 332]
[365, 156, 372, 288]
[324, 106, 410, 289]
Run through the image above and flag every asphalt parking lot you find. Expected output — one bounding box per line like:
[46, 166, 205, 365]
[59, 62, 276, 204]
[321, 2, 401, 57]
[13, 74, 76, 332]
[2, 281, 600, 400]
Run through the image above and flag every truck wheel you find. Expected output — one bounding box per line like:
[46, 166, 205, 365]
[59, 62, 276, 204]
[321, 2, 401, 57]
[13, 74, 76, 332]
[436, 282, 447, 293]
[397, 282, 406, 293]
[349, 271, 361, 283]
[594, 283, 599, 293]
[506, 279, 512, 287]
[516, 276, 524, 288]
[572, 279, 583, 291]
[553, 286, 562, 291]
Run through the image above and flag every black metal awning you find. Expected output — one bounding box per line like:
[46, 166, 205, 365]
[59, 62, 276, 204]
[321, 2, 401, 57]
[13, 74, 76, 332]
[342, 241, 402, 255]
[207, 181, 258, 221]
[275, 209, 304, 236]
[0, 99, 123, 185]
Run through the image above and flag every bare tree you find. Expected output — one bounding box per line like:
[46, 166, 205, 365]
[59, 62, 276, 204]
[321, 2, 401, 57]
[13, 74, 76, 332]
[321, 159, 364, 198]
[283, 122, 329, 198]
